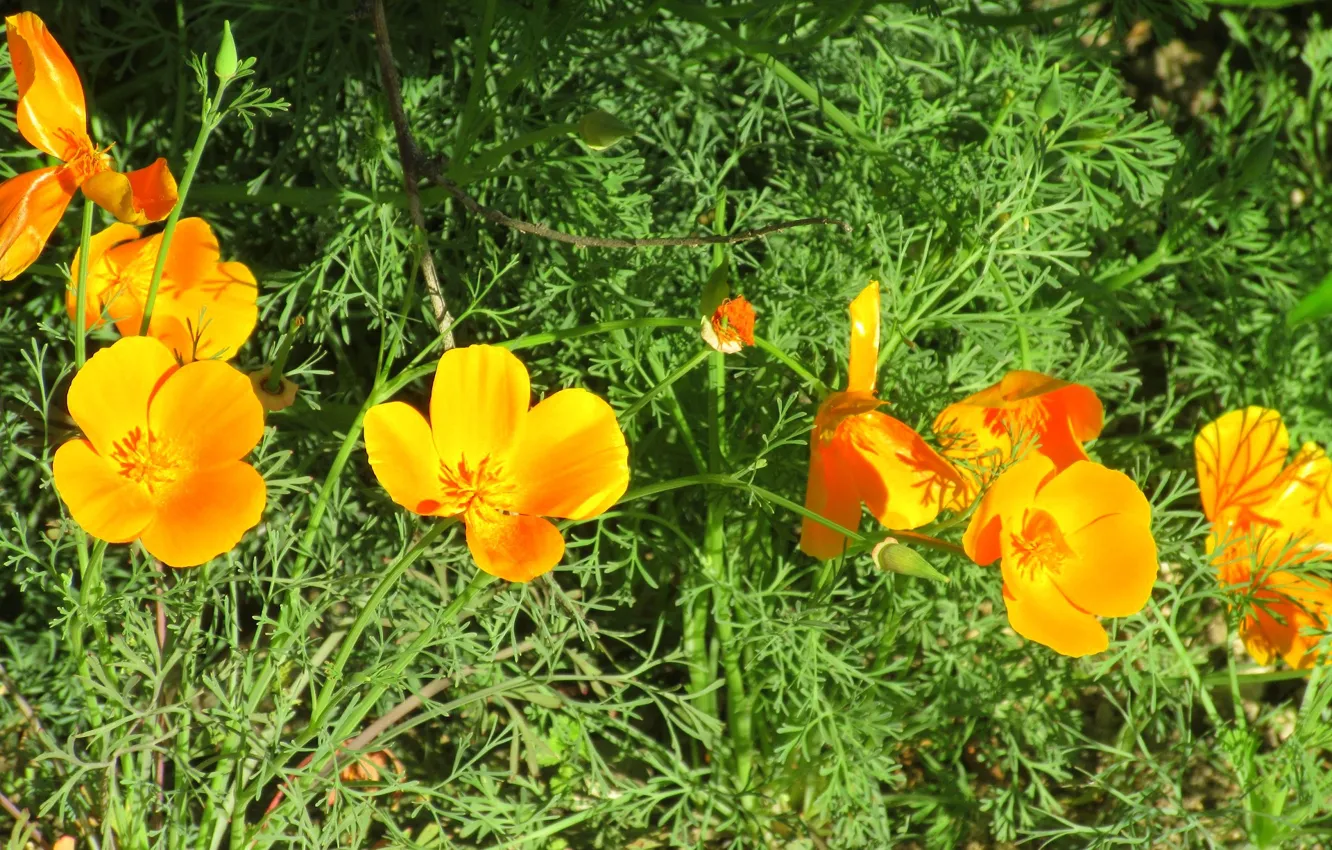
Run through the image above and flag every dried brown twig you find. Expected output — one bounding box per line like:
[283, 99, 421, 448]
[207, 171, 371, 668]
[368, 0, 851, 266]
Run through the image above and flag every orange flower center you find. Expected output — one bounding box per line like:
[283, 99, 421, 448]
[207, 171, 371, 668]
[437, 454, 514, 514]
[110, 427, 181, 494]
[57, 129, 111, 184]
[1010, 509, 1073, 581]
[711, 297, 756, 348]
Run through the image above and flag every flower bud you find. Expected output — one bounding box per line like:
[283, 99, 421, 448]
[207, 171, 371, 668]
[577, 109, 633, 150]
[215, 21, 238, 81]
[872, 538, 949, 583]
[1035, 74, 1062, 122]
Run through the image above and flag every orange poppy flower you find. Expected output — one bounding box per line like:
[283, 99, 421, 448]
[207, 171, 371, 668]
[52, 336, 266, 568]
[0, 12, 176, 280]
[701, 296, 755, 353]
[932, 371, 1103, 510]
[963, 454, 1158, 657]
[66, 218, 258, 361]
[1195, 407, 1332, 666]
[363, 345, 629, 582]
[799, 282, 961, 560]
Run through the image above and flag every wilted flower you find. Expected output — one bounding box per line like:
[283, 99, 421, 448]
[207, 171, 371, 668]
[248, 367, 299, 413]
[799, 282, 961, 560]
[52, 336, 266, 567]
[932, 370, 1103, 510]
[363, 345, 629, 582]
[328, 745, 406, 807]
[0, 13, 176, 280]
[66, 218, 258, 361]
[701, 296, 755, 354]
[963, 454, 1158, 657]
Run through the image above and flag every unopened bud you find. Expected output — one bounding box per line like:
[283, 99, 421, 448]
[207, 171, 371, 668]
[578, 109, 633, 150]
[872, 538, 949, 583]
[1035, 74, 1062, 122]
[215, 21, 238, 81]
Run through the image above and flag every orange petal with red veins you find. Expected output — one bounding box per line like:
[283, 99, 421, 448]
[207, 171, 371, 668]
[363, 401, 465, 517]
[799, 437, 862, 560]
[5, 12, 89, 159]
[1195, 407, 1288, 527]
[147, 359, 264, 467]
[0, 166, 79, 280]
[837, 410, 960, 530]
[52, 438, 154, 543]
[1241, 571, 1332, 669]
[430, 345, 530, 470]
[66, 222, 140, 327]
[464, 500, 565, 582]
[501, 388, 628, 520]
[845, 282, 880, 393]
[125, 158, 178, 222]
[1000, 576, 1108, 658]
[962, 454, 1056, 566]
[66, 336, 178, 457]
[138, 461, 266, 568]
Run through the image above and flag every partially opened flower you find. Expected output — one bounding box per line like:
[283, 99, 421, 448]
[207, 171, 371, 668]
[933, 371, 1103, 510]
[66, 218, 257, 361]
[52, 336, 266, 568]
[799, 282, 961, 560]
[1195, 407, 1332, 667]
[963, 454, 1158, 657]
[363, 345, 629, 582]
[0, 13, 176, 280]
[701, 296, 755, 354]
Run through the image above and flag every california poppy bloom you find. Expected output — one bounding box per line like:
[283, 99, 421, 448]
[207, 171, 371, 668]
[363, 345, 629, 582]
[799, 282, 961, 560]
[963, 454, 1158, 657]
[701, 296, 755, 354]
[1195, 407, 1332, 667]
[0, 12, 176, 280]
[932, 371, 1103, 510]
[66, 218, 258, 361]
[52, 336, 266, 568]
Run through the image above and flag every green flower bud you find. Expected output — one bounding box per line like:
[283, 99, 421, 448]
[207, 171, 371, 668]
[1035, 74, 1062, 122]
[215, 21, 238, 81]
[872, 539, 949, 583]
[578, 109, 633, 151]
[1234, 132, 1276, 190]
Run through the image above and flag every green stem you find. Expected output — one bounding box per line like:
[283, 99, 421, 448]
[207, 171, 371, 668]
[139, 82, 230, 336]
[264, 316, 304, 393]
[306, 520, 453, 726]
[620, 348, 710, 422]
[1097, 233, 1174, 292]
[1001, 283, 1031, 369]
[753, 335, 829, 396]
[73, 200, 95, 367]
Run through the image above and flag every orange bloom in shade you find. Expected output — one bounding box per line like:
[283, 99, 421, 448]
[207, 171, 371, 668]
[701, 296, 756, 353]
[0, 13, 176, 280]
[363, 345, 630, 582]
[799, 282, 962, 560]
[932, 371, 1103, 510]
[66, 218, 257, 361]
[963, 454, 1158, 657]
[1195, 407, 1332, 667]
[52, 336, 266, 568]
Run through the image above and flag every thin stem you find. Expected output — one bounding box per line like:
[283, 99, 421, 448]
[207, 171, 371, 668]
[73, 200, 95, 367]
[753, 335, 829, 396]
[1097, 232, 1175, 292]
[263, 316, 304, 393]
[620, 347, 710, 422]
[139, 81, 229, 336]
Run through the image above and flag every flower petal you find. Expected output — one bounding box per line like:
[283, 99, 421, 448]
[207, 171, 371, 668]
[464, 500, 565, 582]
[138, 461, 266, 568]
[1195, 407, 1288, 526]
[124, 158, 178, 222]
[52, 438, 153, 543]
[1241, 571, 1332, 669]
[799, 436, 862, 560]
[66, 336, 178, 457]
[363, 401, 465, 516]
[962, 454, 1055, 566]
[1035, 460, 1152, 536]
[836, 410, 960, 530]
[500, 388, 628, 519]
[1059, 512, 1158, 617]
[430, 345, 530, 470]
[66, 222, 141, 328]
[1000, 576, 1108, 657]
[147, 359, 264, 467]
[0, 166, 78, 281]
[5, 12, 89, 159]
[845, 281, 880, 393]
[1256, 442, 1332, 543]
